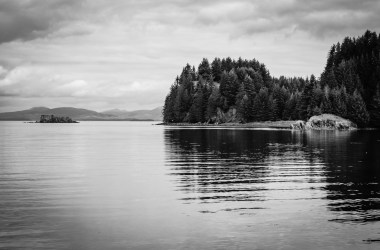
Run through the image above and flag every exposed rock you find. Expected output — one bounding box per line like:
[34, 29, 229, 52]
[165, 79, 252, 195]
[39, 115, 78, 123]
[305, 114, 357, 130]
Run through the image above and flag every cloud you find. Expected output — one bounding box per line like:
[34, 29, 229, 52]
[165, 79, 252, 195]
[0, 64, 166, 103]
[0, 0, 86, 43]
[2, 0, 378, 44]
[0, 65, 7, 76]
[194, 0, 380, 38]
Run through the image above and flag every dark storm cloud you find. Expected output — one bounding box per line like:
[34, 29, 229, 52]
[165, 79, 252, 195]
[0, 0, 85, 43]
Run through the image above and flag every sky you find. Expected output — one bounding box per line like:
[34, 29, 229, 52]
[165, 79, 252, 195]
[0, 0, 379, 112]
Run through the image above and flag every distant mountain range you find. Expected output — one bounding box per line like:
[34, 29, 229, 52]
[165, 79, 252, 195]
[0, 107, 163, 121]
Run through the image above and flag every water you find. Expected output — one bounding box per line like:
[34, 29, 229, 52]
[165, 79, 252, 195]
[0, 121, 379, 249]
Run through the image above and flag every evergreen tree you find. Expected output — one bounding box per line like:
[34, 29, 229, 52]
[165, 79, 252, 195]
[347, 90, 370, 126]
[221, 57, 233, 72]
[250, 71, 264, 93]
[268, 96, 279, 121]
[321, 68, 338, 89]
[282, 92, 299, 120]
[174, 85, 191, 121]
[330, 87, 347, 117]
[211, 58, 222, 82]
[321, 86, 333, 114]
[368, 85, 380, 127]
[198, 58, 212, 81]
[252, 88, 270, 121]
[273, 85, 289, 119]
[235, 67, 247, 82]
[236, 85, 250, 122]
[291, 93, 301, 119]
[163, 83, 179, 122]
[242, 75, 255, 100]
[219, 70, 239, 106]
[309, 84, 323, 116]
[298, 80, 313, 120]
[189, 85, 205, 123]
[338, 60, 361, 94]
[206, 86, 221, 122]
[311, 106, 322, 116]
[283, 94, 297, 120]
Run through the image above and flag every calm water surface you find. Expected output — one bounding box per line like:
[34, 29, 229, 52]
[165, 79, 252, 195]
[0, 121, 379, 249]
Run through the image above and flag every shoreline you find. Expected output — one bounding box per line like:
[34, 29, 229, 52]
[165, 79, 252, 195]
[157, 121, 379, 130]
[157, 121, 299, 129]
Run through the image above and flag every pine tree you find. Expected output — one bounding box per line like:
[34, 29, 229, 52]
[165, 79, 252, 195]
[189, 85, 205, 123]
[250, 71, 264, 93]
[211, 58, 222, 82]
[219, 70, 239, 107]
[268, 96, 279, 121]
[309, 84, 323, 117]
[163, 83, 179, 122]
[235, 67, 247, 82]
[252, 88, 270, 121]
[321, 86, 333, 114]
[322, 68, 339, 89]
[291, 93, 301, 119]
[298, 80, 313, 120]
[242, 75, 255, 99]
[198, 58, 212, 82]
[330, 87, 347, 117]
[311, 106, 322, 116]
[236, 85, 250, 122]
[283, 93, 297, 120]
[206, 86, 221, 122]
[347, 90, 370, 126]
[368, 85, 380, 127]
[221, 57, 233, 72]
[273, 85, 289, 119]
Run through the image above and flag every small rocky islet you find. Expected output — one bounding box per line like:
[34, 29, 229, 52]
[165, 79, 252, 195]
[37, 115, 78, 123]
[291, 114, 357, 130]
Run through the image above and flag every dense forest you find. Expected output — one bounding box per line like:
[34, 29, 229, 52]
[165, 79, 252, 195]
[163, 30, 380, 127]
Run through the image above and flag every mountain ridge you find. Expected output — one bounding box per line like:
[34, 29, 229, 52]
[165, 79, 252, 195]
[0, 107, 163, 121]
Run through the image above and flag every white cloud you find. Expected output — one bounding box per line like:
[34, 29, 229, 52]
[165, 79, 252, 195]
[0, 64, 168, 112]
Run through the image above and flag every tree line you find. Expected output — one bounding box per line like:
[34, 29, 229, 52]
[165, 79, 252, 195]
[163, 30, 380, 127]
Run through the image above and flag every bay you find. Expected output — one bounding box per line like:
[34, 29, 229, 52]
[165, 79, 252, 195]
[0, 121, 379, 249]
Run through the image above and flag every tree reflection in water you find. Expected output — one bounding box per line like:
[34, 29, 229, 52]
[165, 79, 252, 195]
[305, 130, 380, 223]
[164, 128, 380, 223]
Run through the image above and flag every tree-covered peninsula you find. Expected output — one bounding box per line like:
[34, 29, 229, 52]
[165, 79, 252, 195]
[163, 30, 380, 127]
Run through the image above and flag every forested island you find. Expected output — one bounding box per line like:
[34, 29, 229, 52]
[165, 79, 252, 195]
[163, 30, 380, 128]
[38, 115, 78, 123]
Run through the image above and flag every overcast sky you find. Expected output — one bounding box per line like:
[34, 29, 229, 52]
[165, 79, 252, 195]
[0, 0, 379, 112]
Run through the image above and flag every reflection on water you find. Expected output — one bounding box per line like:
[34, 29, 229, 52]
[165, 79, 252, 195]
[307, 130, 380, 223]
[165, 128, 380, 245]
[165, 129, 325, 206]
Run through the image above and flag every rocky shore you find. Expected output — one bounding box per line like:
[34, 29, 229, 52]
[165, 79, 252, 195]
[159, 114, 358, 130]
